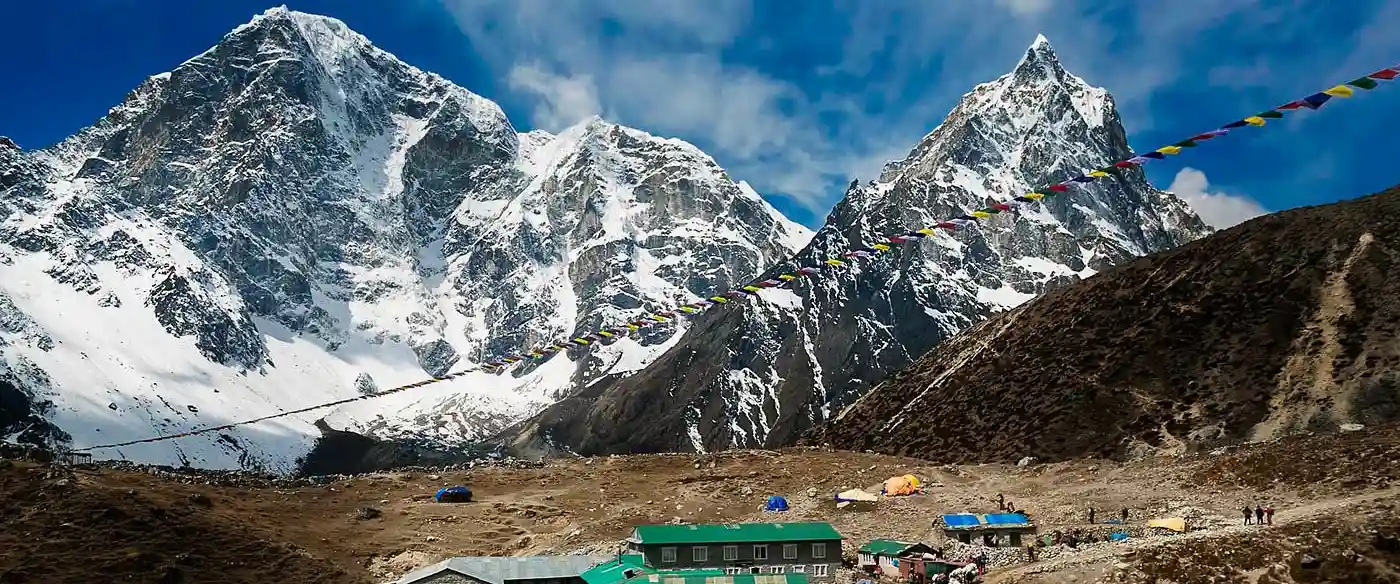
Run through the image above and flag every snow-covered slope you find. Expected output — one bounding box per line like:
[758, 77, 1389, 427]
[0, 7, 810, 471]
[500, 35, 1214, 456]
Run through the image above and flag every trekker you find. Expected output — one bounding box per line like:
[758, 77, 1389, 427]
[1088, 507, 1096, 524]
[1008, 501, 1017, 513]
[997, 493, 1005, 510]
[1265, 505, 1275, 525]
[1026, 544, 1036, 562]
[1120, 508, 1129, 523]
[1242, 506, 1252, 525]
[1255, 505, 1264, 525]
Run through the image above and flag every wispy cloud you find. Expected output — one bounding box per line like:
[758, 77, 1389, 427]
[432, 0, 1399, 225]
[1167, 167, 1268, 229]
[507, 64, 601, 131]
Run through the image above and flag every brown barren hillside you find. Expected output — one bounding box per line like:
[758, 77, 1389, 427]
[810, 185, 1400, 463]
[4, 426, 1400, 584]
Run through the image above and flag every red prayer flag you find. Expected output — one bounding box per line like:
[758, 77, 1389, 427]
[1048, 184, 1069, 192]
[1113, 161, 1136, 168]
[1368, 68, 1399, 80]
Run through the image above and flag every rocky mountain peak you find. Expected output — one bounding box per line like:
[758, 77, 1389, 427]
[1010, 33, 1068, 85]
[500, 34, 1212, 458]
[0, 9, 811, 470]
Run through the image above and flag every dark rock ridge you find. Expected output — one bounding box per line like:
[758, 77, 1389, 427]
[499, 35, 1212, 456]
[810, 184, 1400, 463]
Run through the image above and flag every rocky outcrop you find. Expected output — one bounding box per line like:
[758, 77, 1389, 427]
[811, 185, 1400, 463]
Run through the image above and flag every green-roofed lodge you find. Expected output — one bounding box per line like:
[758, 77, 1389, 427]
[623, 523, 842, 581]
[580, 555, 810, 584]
[855, 540, 935, 577]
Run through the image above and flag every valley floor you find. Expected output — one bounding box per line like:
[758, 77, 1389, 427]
[3, 426, 1399, 584]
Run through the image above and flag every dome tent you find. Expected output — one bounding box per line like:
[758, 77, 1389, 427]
[435, 486, 473, 503]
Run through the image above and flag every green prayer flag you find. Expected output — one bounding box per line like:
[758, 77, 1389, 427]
[1348, 76, 1380, 90]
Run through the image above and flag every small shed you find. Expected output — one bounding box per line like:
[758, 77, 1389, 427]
[897, 556, 977, 584]
[856, 540, 934, 576]
[940, 513, 1036, 548]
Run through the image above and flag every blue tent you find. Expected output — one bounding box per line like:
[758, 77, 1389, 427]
[764, 495, 789, 512]
[435, 486, 473, 503]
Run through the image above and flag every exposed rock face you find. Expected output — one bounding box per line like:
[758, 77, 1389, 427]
[812, 185, 1400, 463]
[501, 35, 1212, 456]
[0, 8, 809, 470]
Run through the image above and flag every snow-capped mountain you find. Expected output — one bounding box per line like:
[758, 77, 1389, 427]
[0, 7, 809, 471]
[500, 35, 1213, 456]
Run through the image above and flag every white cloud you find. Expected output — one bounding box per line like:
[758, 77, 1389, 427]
[994, 0, 1053, 18]
[1167, 167, 1268, 229]
[433, 0, 1390, 223]
[507, 64, 602, 131]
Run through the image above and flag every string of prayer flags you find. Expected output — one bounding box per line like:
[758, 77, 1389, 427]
[72, 62, 1398, 452]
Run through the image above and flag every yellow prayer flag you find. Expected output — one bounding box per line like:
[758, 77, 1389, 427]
[1323, 85, 1354, 97]
[872, 243, 891, 251]
[778, 274, 797, 281]
[917, 228, 936, 235]
[1156, 146, 1182, 155]
[678, 306, 696, 313]
[1088, 171, 1109, 178]
[650, 315, 668, 322]
[742, 285, 762, 292]
[825, 259, 846, 266]
[971, 210, 991, 218]
[1243, 116, 1266, 126]
[626, 323, 640, 330]
[1025, 193, 1045, 200]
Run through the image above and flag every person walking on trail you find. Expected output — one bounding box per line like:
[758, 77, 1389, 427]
[1088, 507, 1096, 524]
[1242, 505, 1253, 525]
[997, 493, 1005, 511]
[1255, 505, 1265, 525]
[1120, 508, 1129, 523]
[1265, 505, 1275, 525]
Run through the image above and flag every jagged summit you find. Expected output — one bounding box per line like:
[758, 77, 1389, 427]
[1011, 33, 1070, 85]
[500, 30, 1211, 457]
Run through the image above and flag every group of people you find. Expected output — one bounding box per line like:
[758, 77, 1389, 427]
[1243, 504, 1275, 525]
[1085, 506, 1129, 524]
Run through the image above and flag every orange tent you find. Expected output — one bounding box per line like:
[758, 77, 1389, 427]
[882, 474, 922, 496]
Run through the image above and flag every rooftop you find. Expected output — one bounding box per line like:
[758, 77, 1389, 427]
[941, 513, 1033, 530]
[857, 539, 927, 556]
[630, 523, 842, 545]
[397, 555, 611, 584]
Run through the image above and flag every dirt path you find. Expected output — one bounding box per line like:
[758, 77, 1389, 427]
[985, 486, 1400, 583]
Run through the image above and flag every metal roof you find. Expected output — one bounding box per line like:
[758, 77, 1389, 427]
[982, 513, 1031, 527]
[630, 523, 841, 545]
[940, 513, 1032, 530]
[397, 555, 612, 584]
[941, 514, 980, 528]
[857, 539, 925, 556]
[582, 555, 652, 584]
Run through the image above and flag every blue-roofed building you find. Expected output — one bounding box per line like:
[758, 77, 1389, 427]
[938, 513, 1036, 547]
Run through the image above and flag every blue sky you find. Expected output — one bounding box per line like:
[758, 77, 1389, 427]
[2, 0, 1397, 229]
